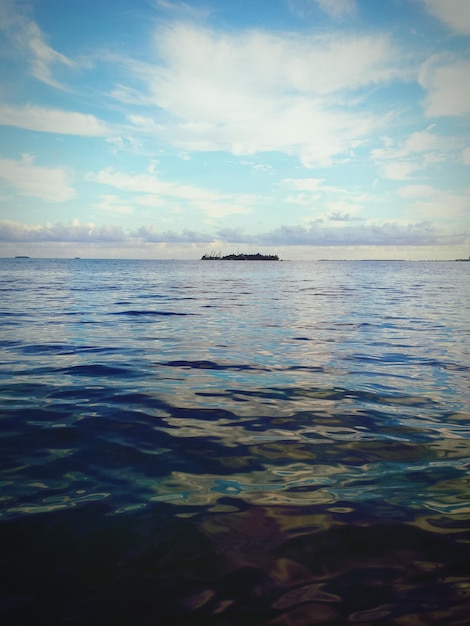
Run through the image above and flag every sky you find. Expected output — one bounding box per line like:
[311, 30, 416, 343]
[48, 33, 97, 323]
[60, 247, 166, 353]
[0, 0, 469, 260]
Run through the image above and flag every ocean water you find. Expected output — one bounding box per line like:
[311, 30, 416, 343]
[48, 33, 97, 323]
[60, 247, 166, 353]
[1, 257, 469, 625]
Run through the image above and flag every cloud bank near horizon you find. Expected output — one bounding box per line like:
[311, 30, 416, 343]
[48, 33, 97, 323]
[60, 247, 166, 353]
[1, 217, 466, 249]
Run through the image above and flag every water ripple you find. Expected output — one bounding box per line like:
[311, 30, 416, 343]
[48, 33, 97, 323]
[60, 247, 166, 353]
[1, 258, 469, 624]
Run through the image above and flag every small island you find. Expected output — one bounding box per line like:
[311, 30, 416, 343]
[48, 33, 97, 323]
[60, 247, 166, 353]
[201, 252, 280, 261]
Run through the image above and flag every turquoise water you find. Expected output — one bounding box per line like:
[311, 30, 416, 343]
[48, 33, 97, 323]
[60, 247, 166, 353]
[1, 258, 469, 624]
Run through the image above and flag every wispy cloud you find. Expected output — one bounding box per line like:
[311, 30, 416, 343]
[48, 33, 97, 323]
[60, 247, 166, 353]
[155, 0, 212, 21]
[0, 0, 75, 89]
[314, 0, 356, 19]
[372, 125, 462, 179]
[420, 0, 470, 35]
[288, 0, 356, 20]
[87, 166, 254, 218]
[282, 178, 326, 192]
[281, 178, 374, 217]
[0, 155, 75, 202]
[0, 104, 111, 136]
[95, 195, 135, 215]
[398, 185, 470, 220]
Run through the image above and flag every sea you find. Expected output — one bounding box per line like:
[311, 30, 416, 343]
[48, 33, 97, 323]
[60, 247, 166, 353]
[1, 257, 469, 625]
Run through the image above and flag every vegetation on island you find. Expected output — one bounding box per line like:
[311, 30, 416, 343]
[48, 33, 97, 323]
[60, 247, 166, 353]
[201, 252, 279, 261]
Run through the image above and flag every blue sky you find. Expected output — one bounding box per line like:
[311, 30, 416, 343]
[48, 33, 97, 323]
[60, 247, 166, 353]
[0, 0, 469, 259]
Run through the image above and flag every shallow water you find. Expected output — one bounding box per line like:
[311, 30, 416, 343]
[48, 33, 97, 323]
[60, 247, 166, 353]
[1, 258, 469, 625]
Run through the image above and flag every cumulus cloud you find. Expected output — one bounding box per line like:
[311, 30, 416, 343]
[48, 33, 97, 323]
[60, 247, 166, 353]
[242, 221, 466, 247]
[420, 0, 470, 35]
[0, 104, 111, 136]
[115, 22, 406, 165]
[0, 155, 75, 202]
[136, 225, 214, 243]
[0, 219, 214, 245]
[324, 206, 362, 221]
[2, 217, 466, 248]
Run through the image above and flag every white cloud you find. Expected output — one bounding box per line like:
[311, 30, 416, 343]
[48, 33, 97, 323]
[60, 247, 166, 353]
[95, 195, 134, 214]
[136, 225, 214, 243]
[89, 167, 221, 202]
[315, 0, 356, 19]
[281, 178, 374, 217]
[155, 0, 212, 20]
[250, 220, 466, 246]
[2, 217, 465, 248]
[381, 161, 418, 180]
[0, 219, 126, 242]
[133, 195, 168, 208]
[115, 23, 405, 165]
[404, 129, 438, 153]
[87, 166, 254, 218]
[372, 126, 462, 179]
[288, 0, 356, 20]
[0, 155, 75, 202]
[421, 0, 470, 35]
[0, 105, 111, 136]
[397, 185, 435, 199]
[106, 135, 143, 154]
[152, 24, 399, 95]
[282, 177, 361, 196]
[419, 57, 470, 117]
[0, 1, 74, 88]
[373, 127, 441, 161]
[282, 178, 325, 192]
[463, 148, 470, 164]
[324, 202, 362, 220]
[27, 24, 74, 87]
[398, 185, 469, 220]
[286, 192, 321, 206]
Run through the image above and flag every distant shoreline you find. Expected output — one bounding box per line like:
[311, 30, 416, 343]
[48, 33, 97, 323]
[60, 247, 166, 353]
[2, 257, 467, 262]
[201, 252, 280, 261]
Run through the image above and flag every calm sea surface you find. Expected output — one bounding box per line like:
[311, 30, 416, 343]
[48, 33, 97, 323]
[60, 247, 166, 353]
[1, 258, 469, 625]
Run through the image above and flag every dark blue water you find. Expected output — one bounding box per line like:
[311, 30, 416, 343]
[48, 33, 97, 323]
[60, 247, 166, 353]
[1, 258, 469, 625]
